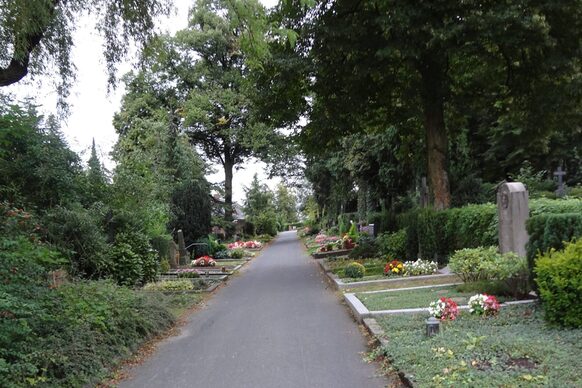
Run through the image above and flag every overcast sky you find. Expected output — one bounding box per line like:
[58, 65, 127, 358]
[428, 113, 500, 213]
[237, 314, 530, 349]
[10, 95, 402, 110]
[5, 0, 280, 203]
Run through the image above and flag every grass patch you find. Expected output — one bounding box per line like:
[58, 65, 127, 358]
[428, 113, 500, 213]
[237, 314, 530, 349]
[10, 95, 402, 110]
[327, 258, 386, 278]
[356, 284, 512, 311]
[344, 274, 461, 293]
[376, 304, 581, 387]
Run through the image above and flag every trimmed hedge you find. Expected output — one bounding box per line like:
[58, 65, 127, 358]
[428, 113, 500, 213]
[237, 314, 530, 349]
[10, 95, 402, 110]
[526, 213, 582, 269]
[535, 239, 582, 328]
[394, 199, 582, 265]
[398, 204, 497, 264]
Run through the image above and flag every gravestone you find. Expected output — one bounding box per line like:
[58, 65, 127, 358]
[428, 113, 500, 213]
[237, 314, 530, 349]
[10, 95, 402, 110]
[177, 229, 188, 266]
[553, 166, 566, 198]
[168, 240, 178, 269]
[497, 182, 529, 257]
[360, 223, 375, 237]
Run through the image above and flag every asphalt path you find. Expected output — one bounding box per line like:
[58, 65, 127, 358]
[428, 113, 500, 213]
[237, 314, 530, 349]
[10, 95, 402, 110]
[120, 231, 388, 388]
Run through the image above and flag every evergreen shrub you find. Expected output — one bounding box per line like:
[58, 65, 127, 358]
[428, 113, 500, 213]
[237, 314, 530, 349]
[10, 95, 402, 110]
[344, 262, 366, 278]
[535, 239, 582, 328]
[526, 213, 582, 271]
[377, 229, 407, 260]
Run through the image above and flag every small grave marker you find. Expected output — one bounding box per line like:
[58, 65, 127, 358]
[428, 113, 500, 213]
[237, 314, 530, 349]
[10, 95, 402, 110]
[553, 166, 566, 198]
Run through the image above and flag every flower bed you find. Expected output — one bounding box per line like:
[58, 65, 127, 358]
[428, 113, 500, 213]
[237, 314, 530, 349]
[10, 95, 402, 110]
[327, 258, 438, 281]
[227, 240, 262, 250]
[375, 304, 581, 387]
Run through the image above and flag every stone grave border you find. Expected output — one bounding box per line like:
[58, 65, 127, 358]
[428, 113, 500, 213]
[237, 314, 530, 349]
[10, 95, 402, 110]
[316, 258, 460, 290]
[345, 287, 538, 322]
[311, 249, 352, 259]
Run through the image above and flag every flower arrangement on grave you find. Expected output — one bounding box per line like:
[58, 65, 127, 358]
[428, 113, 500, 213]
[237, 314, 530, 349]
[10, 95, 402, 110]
[192, 255, 216, 267]
[342, 235, 356, 250]
[403, 259, 438, 276]
[227, 240, 262, 250]
[468, 294, 500, 316]
[384, 260, 405, 275]
[428, 297, 459, 320]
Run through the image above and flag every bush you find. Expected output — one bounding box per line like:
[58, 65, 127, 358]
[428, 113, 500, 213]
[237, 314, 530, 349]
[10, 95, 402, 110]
[228, 248, 245, 259]
[213, 249, 229, 260]
[448, 246, 499, 283]
[526, 213, 582, 274]
[344, 262, 366, 278]
[43, 205, 110, 278]
[535, 239, 582, 328]
[176, 270, 200, 279]
[449, 246, 530, 296]
[109, 232, 159, 287]
[143, 280, 194, 291]
[377, 229, 407, 260]
[253, 211, 278, 236]
[348, 235, 378, 259]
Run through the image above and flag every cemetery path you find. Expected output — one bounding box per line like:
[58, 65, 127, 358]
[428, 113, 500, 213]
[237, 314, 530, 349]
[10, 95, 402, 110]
[119, 231, 389, 388]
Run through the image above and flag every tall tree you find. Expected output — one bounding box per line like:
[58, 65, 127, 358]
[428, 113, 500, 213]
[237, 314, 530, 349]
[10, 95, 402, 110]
[130, 0, 276, 230]
[267, 0, 582, 209]
[0, 0, 170, 102]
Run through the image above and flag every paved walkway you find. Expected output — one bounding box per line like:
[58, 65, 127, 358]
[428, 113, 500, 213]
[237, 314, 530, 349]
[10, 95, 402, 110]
[120, 231, 388, 388]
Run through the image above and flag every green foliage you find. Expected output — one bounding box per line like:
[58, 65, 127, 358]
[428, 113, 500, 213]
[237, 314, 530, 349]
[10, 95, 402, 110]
[213, 250, 229, 260]
[526, 212, 582, 280]
[399, 204, 498, 264]
[228, 248, 245, 259]
[535, 240, 582, 328]
[375, 305, 582, 387]
[0, 249, 175, 388]
[143, 280, 194, 292]
[43, 204, 110, 278]
[377, 229, 407, 260]
[348, 235, 378, 259]
[169, 180, 212, 246]
[347, 222, 358, 241]
[0, 0, 171, 106]
[344, 262, 366, 278]
[109, 232, 159, 287]
[253, 210, 279, 236]
[449, 247, 500, 283]
[160, 259, 170, 273]
[0, 103, 83, 208]
[176, 271, 200, 279]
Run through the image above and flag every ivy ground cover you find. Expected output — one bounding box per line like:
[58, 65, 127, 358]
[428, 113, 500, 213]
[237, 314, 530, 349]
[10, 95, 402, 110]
[356, 285, 510, 311]
[376, 304, 581, 386]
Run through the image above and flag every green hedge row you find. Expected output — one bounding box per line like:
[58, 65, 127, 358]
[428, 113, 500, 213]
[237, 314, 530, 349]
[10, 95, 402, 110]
[397, 203, 498, 264]
[526, 213, 582, 274]
[393, 198, 582, 265]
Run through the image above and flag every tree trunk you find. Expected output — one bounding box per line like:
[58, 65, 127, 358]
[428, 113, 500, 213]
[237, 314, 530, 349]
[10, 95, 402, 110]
[224, 157, 234, 224]
[419, 56, 451, 210]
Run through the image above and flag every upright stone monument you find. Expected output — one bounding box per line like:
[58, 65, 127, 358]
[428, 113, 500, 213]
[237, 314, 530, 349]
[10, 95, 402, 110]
[497, 182, 529, 257]
[177, 229, 188, 266]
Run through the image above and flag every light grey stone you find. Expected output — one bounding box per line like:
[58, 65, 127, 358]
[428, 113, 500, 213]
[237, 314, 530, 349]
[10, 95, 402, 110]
[497, 182, 529, 257]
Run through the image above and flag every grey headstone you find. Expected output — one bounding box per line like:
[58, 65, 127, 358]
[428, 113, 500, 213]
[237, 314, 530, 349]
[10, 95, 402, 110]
[420, 177, 430, 208]
[168, 240, 178, 269]
[177, 229, 187, 266]
[497, 182, 529, 257]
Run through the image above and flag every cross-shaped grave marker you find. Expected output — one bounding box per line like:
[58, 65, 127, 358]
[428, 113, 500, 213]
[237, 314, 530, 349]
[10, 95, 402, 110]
[553, 166, 566, 198]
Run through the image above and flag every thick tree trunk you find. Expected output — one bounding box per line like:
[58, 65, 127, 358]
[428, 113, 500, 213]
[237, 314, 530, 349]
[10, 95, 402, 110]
[224, 157, 234, 224]
[419, 56, 451, 210]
